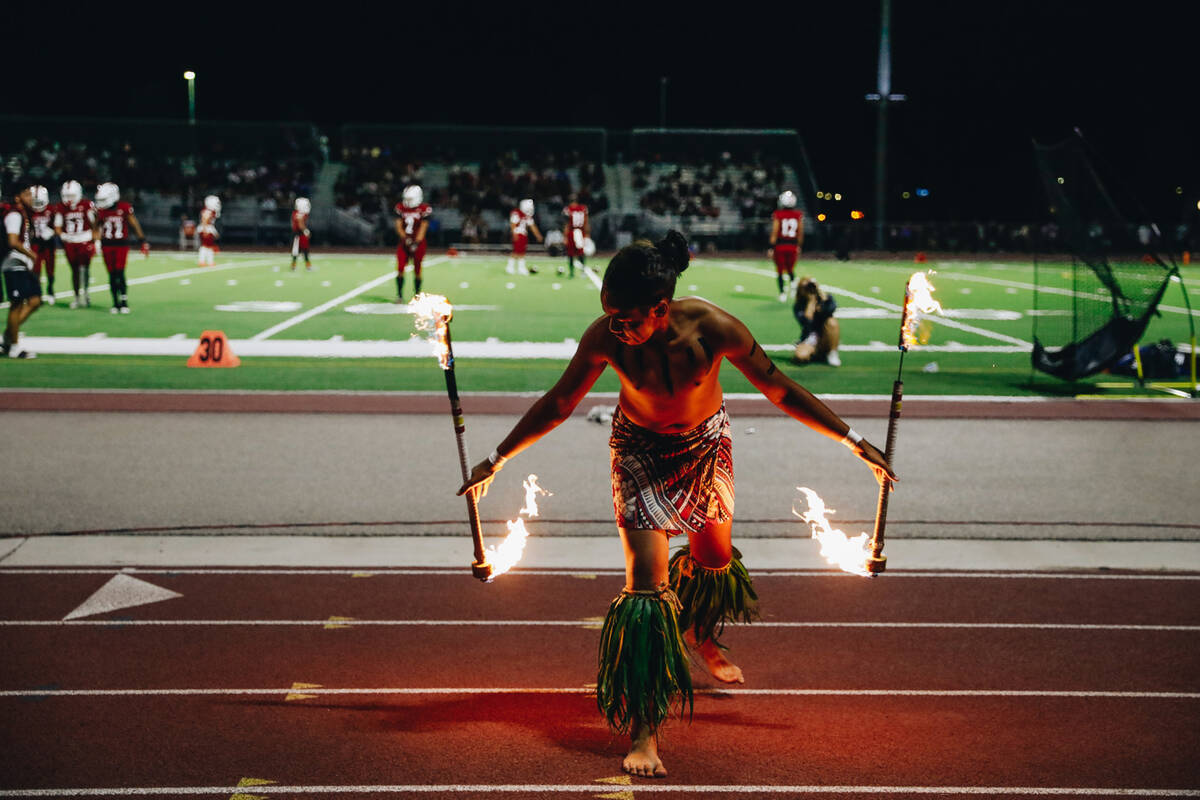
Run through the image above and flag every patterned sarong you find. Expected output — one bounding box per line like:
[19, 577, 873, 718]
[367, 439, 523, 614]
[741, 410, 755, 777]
[610, 403, 734, 534]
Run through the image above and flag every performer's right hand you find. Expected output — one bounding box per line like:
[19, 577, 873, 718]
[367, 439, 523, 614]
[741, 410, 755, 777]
[458, 459, 500, 499]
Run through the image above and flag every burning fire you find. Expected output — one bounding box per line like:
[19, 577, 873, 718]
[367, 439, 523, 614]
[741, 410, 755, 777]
[901, 271, 943, 349]
[484, 475, 551, 579]
[793, 487, 874, 577]
[410, 292, 454, 369]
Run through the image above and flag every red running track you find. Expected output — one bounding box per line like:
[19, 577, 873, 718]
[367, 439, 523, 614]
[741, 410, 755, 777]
[1, 569, 1198, 797]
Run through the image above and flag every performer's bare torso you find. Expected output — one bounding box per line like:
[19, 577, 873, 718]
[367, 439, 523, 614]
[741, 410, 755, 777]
[595, 297, 729, 432]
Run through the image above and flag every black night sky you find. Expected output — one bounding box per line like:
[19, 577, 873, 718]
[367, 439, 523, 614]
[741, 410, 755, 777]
[10, 1, 1198, 222]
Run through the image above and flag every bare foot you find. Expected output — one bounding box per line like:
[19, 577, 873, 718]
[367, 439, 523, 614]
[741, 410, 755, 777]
[623, 725, 667, 778]
[685, 630, 745, 684]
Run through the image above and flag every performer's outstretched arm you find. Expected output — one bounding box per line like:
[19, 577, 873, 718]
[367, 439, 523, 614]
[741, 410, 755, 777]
[458, 317, 609, 497]
[719, 310, 896, 487]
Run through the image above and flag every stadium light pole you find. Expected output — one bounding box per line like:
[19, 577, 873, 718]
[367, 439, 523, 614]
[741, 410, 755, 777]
[184, 71, 196, 126]
[866, 0, 905, 250]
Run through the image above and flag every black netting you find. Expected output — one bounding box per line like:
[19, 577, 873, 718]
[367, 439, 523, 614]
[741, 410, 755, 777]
[1031, 135, 1177, 381]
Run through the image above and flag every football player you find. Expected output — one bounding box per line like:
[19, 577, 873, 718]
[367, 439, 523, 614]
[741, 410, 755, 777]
[507, 198, 543, 276]
[28, 186, 58, 304]
[769, 190, 804, 302]
[95, 183, 148, 314]
[197, 195, 220, 266]
[57, 180, 100, 308]
[291, 197, 312, 272]
[560, 194, 590, 278]
[2, 185, 42, 358]
[393, 185, 431, 303]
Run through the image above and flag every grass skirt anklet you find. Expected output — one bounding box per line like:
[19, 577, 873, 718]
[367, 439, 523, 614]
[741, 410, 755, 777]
[668, 545, 760, 646]
[596, 584, 693, 734]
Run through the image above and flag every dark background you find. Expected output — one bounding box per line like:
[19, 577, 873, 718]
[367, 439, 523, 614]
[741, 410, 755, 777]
[9, 1, 1198, 222]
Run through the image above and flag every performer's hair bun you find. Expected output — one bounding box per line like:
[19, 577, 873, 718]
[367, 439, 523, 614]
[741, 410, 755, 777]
[656, 230, 690, 276]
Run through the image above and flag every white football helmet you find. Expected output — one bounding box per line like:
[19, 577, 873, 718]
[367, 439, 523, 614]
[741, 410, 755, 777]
[779, 190, 797, 209]
[402, 185, 423, 208]
[61, 180, 82, 205]
[295, 197, 312, 214]
[96, 183, 120, 209]
[31, 185, 49, 212]
[204, 195, 222, 215]
[519, 198, 534, 216]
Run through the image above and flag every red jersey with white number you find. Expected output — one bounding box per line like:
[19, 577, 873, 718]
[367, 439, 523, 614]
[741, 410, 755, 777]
[60, 200, 97, 244]
[773, 209, 803, 245]
[198, 208, 218, 247]
[509, 208, 534, 238]
[97, 202, 135, 244]
[30, 205, 59, 242]
[563, 203, 588, 232]
[292, 210, 310, 233]
[394, 202, 432, 239]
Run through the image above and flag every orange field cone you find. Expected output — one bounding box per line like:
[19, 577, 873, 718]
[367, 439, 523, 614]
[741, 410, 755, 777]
[187, 330, 240, 367]
[1184, 251, 1191, 265]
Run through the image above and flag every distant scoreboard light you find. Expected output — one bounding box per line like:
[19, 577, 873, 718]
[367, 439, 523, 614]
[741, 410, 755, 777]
[816, 191, 826, 199]
[902, 191, 911, 199]
[834, 193, 842, 201]
[817, 213, 827, 222]
[850, 210, 865, 220]
[915, 188, 930, 197]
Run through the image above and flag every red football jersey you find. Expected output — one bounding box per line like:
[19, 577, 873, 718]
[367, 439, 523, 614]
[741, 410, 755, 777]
[30, 205, 58, 242]
[97, 201, 135, 243]
[198, 208, 218, 247]
[773, 209, 803, 244]
[59, 200, 96, 243]
[563, 203, 589, 231]
[292, 210, 310, 233]
[509, 208, 534, 237]
[394, 202, 432, 238]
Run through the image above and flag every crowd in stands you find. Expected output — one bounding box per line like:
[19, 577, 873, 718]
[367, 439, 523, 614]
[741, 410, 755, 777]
[632, 152, 792, 221]
[335, 146, 609, 234]
[3, 136, 315, 209]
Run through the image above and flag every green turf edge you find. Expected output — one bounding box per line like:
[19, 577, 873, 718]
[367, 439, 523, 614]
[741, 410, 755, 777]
[0, 352, 1162, 397]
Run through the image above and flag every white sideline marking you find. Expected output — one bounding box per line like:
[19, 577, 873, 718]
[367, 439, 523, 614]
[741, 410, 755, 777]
[697, 260, 1031, 346]
[18, 336, 1030, 358]
[1, 687, 1196, 699]
[581, 264, 603, 289]
[0, 787, 1196, 798]
[250, 257, 446, 341]
[2, 568, 1199, 580]
[0, 258, 277, 310]
[5, 619, 1196, 632]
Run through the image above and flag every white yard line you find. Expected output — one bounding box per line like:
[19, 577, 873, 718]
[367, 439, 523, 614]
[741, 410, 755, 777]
[249, 256, 447, 341]
[0, 258, 278, 310]
[696, 260, 1032, 347]
[1, 619, 1194, 631]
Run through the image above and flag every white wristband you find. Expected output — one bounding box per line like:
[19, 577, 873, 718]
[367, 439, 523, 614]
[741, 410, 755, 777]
[488, 449, 508, 467]
[840, 428, 863, 449]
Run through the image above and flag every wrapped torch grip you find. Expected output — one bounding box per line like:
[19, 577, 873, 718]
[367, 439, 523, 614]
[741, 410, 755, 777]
[441, 325, 490, 574]
[870, 379, 903, 561]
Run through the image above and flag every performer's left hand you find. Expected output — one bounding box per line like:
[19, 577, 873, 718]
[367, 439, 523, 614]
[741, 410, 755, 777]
[457, 458, 500, 500]
[856, 439, 897, 489]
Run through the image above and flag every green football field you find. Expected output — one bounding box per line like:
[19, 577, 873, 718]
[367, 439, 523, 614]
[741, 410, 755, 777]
[2, 249, 1197, 397]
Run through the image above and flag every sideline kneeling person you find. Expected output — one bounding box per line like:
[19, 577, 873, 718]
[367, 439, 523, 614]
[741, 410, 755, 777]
[792, 277, 841, 366]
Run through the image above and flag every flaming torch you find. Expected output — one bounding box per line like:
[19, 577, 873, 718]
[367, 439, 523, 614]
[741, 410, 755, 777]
[410, 293, 492, 581]
[865, 271, 943, 575]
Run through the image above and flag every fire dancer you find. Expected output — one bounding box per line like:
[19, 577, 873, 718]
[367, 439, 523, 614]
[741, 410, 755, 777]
[457, 230, 894, 778]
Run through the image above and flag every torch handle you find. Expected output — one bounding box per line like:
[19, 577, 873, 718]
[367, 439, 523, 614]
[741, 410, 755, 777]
[441, 331, 487, 568]
[870, 379, 903, 559]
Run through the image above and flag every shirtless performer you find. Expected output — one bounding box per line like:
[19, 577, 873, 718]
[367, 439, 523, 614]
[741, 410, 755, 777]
[458, 230, 894, 778]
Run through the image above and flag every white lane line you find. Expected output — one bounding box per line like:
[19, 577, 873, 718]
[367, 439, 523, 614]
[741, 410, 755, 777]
[250, 256, 447, 341]
[0, 786, 1196, 798]
[2, 619, 1195, 632]
[1, 568, 1198, 580]
[0, 258, 278, 310]
[581, 264, 603, 289]
[1, 687, 1196, 699]
[696, 260, 1031, 346]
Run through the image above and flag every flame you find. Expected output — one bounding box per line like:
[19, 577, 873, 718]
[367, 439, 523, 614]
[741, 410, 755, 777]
[901, 271, 943, 349]
[485, 475, 550, 579]
[793, 487, 874, 577]
[409, 292, 454, 369]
